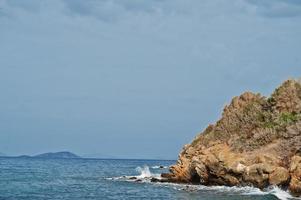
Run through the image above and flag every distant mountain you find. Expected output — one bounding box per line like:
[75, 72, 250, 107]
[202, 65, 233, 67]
[34, 151, 80, 159]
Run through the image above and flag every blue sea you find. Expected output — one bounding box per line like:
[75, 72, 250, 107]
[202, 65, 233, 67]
[0, 157, 298, 200]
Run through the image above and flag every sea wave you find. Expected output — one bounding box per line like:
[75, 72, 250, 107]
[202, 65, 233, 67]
[136, 166, 161, 179]
[105, 165, 301, 200]
[267, 186, 300, 200]
[159, 183, 299, 200]
[155, 183, 300, 200]
[105, 165, 161, 182]
[151, 165, 168, 169]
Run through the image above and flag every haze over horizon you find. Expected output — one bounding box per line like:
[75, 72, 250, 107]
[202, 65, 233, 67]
[0, 0, 300, 159]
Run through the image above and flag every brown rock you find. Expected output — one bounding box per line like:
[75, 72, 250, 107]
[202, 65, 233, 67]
[229, 162, 246, 174]
[243, 164, 270, 188]
[289, 156, 301, 196]
[289, 177, 301, 196]
[269, 167, 290, 186]
[223, 174, 240, 186]
[161, 173, 174, 179]
[194, 162, 209, 184]
[164, 79, 301, 197]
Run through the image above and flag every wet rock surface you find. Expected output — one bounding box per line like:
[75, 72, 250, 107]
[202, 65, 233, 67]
[164, 79, 301, 196]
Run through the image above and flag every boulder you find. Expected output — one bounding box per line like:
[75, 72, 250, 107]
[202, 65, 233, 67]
[289, 156, 301, 196]
[269, 167, 289, 186]
[163, 80, 301, 197]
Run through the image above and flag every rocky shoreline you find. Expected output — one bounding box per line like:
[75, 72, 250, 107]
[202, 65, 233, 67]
[159, 79, 301, 196]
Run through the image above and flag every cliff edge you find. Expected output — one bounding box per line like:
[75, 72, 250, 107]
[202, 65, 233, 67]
[163, 79, 301, 196]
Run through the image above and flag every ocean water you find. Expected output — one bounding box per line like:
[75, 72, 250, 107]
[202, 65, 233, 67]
[0, 157, 299, 200]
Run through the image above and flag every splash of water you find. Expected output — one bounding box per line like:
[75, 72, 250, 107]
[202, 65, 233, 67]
[106, 165, 160, 181]
[266, 186, 299, 200]
[151, 165, 168, 169]
[106, 166, 301, 200]
[135, 166, 152, 178]
[154, 183, 300, 200]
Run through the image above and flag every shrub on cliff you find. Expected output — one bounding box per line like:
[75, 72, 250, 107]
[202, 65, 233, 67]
[166, 79, 301, 197]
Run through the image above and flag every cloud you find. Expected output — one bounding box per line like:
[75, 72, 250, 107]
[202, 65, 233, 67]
[62, 0, 181, 16]
[1, 0, 301, 21]
[62, 0, 127, 22]
[247, 0, 301, 18]
[61, 0, 255, 21]
[60, 0, 183, 22]
[1, 0, 191, 22]
[0, 0, 252, 22]
[0, 0, 300, 158]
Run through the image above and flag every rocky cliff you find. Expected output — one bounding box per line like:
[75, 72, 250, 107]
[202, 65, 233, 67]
[163, 79, 301, 196]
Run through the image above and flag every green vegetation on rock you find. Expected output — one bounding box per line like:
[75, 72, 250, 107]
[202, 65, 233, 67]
[167, 79, 301, 197]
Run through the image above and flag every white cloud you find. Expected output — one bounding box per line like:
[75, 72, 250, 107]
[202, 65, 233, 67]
[0, 0, 300, 157]
[247, 0, 301, 17]
[1, 0, 301, 21]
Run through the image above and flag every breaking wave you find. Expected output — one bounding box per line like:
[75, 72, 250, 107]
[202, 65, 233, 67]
[151, 165, 168, 169]
[136, 166, 157, 178]
[156, 184, 299, 200]
[105, 165, 300, 200]
[105, 165, 161, 182]
[267, 186, 300, 200]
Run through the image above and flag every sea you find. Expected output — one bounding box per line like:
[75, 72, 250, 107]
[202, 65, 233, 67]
[0, 157, 300, 200]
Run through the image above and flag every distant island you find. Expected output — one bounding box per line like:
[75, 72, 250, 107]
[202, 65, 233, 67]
[1, 151, 81, 159]
[33, 151, 81, 159]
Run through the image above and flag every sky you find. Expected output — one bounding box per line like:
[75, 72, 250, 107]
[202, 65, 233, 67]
[0, 0, 300, 159]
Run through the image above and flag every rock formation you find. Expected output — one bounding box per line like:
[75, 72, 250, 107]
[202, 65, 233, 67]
[164, 79, 301, 196]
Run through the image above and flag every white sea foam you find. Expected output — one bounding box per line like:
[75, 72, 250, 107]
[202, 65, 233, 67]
[157, 183, 300, 200]
[156, 183, 266, 195]
[151, 165, 168, 169]
[266, 186, 300, 200]
[136, 165, 161, 179]
[136, 166, 152, 178]
[106, 166, 301, 200]
[105, 165, 161, 182]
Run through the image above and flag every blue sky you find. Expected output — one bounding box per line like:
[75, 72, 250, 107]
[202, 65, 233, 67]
[0, 0, 300, 159]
